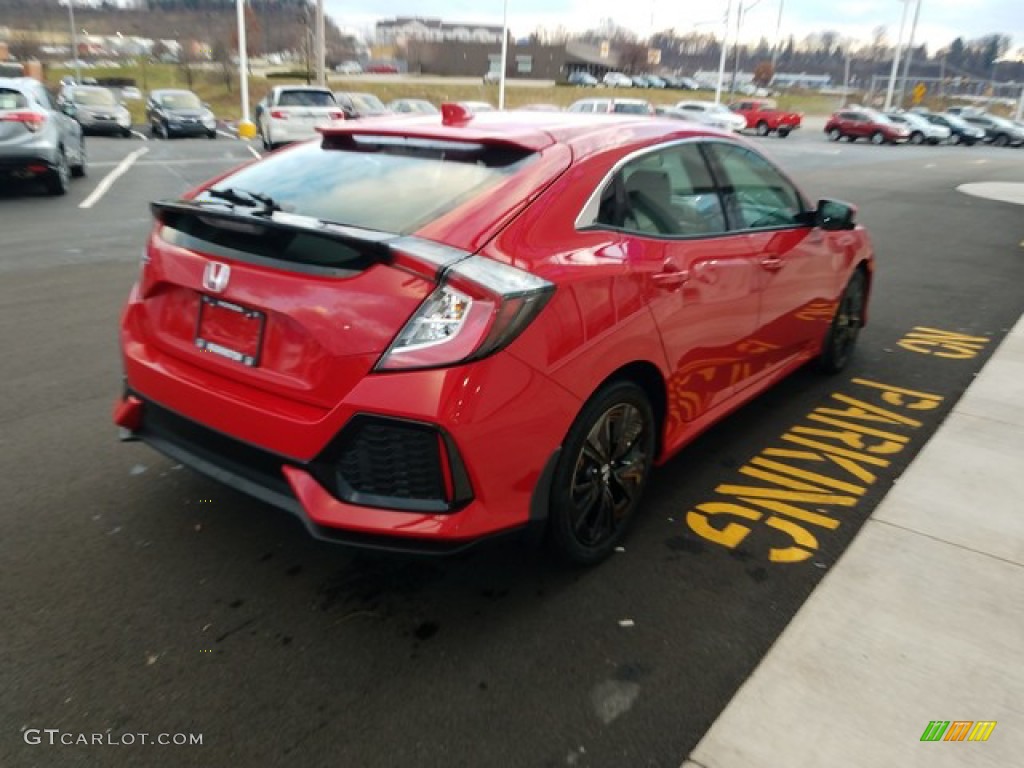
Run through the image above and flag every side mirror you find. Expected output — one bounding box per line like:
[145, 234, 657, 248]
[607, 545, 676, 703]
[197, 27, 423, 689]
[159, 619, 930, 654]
[815, 199, 857, 231]
[61, 102, 76, 116]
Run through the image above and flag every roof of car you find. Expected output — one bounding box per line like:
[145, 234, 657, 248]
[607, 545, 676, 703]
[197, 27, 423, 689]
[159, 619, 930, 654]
[274, 84, 332, 93]
[319, 110, 721, 159]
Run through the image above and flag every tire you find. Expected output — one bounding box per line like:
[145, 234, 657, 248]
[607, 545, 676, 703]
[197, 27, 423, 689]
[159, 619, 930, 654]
[548, 381, 656, 565]
[122, 127, 132, 138]
[993, 134, 1009, 147]
[208, 130, 217, 139]
[909, 131, 924, 145]
[827, 127, 841, 142]
[870, 131, 885, 145]
[756, 121, 770, 137]
[70, 137, 87, 178]
[778, 127, 790, 138]
[45, 148, 71, 196]
[950, 133, 961, 145]
[820, 270, 867, 374]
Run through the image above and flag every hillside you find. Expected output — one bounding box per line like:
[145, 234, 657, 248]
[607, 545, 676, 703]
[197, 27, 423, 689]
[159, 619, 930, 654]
[0, 0, 353, 61]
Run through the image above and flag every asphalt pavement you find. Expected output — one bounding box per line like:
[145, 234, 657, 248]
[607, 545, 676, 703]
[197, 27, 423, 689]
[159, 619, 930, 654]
[2, 126, 1023, 768]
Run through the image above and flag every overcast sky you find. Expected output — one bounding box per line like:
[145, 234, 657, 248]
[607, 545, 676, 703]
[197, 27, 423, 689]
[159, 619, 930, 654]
[325, 0, 1023, 54]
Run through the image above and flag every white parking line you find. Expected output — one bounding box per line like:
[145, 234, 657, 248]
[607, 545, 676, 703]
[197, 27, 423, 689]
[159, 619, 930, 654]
[246, 145, 261, 159]
[79, 147, 149, 209]
[130, 130, 149, 141]
[217, 129, 238, 140]
[89, 158, 250, 168]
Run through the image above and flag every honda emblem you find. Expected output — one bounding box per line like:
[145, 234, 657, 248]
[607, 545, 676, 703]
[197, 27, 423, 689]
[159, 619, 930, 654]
[203, 262, 230, 293]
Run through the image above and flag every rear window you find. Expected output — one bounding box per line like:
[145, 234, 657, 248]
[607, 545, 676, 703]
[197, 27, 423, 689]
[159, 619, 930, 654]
[278, 90, 335, 107]
[73, 89, 117, 106]
[351, 94, 386, 112]
[207, 137, 535, 234]
[0, 89, 29, 110]
[613, 102, 650, 115]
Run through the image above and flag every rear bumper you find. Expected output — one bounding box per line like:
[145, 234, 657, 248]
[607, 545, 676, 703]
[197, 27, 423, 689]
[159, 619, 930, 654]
[0, 154, 58, 178]
[116, 311, 581, 549]
[165, 122, 213, 136]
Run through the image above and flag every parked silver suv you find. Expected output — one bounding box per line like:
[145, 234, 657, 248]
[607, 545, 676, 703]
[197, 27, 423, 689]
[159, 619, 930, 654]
[0, 77, 86, 195]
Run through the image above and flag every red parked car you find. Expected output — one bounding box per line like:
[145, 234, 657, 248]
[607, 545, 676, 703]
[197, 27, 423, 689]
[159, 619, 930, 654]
[114, 107, 874, 564]
[729, 99, 802, 137]
[825, 109, 911, 144]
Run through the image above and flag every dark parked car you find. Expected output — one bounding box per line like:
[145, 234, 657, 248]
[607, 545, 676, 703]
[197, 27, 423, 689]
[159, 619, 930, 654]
[959, 114, 1024, 147]
[825, 109, 910, 144]
[146, 89, 217, 139]
[332, 92, 391, 119]
[567, 72, 598, 87]
[0, 76, 86, 195]
[59, 85, 132, 137]
[912, 110, 986, 145]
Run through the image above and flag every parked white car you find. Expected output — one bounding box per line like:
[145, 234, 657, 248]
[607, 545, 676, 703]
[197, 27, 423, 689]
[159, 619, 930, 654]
[674, 100, 747, 132]
[255, 85, 342, 151]
[602, 72, 633, 88]
[884, 111, 952, 144]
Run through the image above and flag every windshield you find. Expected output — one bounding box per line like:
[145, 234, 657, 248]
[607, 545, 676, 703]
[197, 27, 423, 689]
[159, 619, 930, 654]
[74, 89, 117, 106]
[278, 90, 335, 107]
[206, 139, 535, 234]
[160, 92, 201, 110]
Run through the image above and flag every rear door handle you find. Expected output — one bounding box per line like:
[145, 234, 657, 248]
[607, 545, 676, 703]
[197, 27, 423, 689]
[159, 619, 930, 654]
[760, 256, 784, 271]
[652, 265, 690, 289]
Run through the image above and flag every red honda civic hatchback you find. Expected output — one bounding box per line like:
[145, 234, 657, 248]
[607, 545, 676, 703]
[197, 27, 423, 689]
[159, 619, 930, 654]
[114, 106, 874, 564]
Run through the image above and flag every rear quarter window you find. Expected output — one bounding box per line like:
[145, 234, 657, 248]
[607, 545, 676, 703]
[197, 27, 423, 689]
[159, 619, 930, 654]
[0, 89, 29, 110]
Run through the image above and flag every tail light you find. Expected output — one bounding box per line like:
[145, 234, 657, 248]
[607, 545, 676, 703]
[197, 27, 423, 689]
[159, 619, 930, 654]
[376, 249, 554, 371]
[0, 110, 46, 132]
[269, 109, 288, 119]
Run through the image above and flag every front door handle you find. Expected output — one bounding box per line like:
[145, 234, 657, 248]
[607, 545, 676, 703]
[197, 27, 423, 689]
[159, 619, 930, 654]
[652, 265, 690, 289]
[760, 256, 784, 271]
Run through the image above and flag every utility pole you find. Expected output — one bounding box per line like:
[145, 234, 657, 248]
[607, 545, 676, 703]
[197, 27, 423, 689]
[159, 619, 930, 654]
[315, 0, 326, 86]
[235, 0, 255, 139]
[896, 0, 922, 108]
[883, 0, 912, 111]
[498, 0, 509, 109]
[715, 0, 732, 104]
[67, 0, 82, 83]
[770, 0, 784, 71]
[730, 2, 743, 99]
[840, 45, 852, 107]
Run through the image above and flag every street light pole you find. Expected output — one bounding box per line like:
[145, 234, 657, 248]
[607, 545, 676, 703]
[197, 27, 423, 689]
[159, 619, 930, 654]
[715, 0, 732, 104]
[235, 0, 255, 138]
[770, 0, 784, 71]
[897, 0, 923, 108]
[315, 0, 326, 86]
[67, 1, 82, 83]
[498, 0, 509, 109]
[883, 0, 912, 111]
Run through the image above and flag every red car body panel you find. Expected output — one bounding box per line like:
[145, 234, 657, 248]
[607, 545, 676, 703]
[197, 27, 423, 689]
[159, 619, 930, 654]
[730, 100, 802, 132]
[825, 111, 909, 143]
[115, 112, 874, 550]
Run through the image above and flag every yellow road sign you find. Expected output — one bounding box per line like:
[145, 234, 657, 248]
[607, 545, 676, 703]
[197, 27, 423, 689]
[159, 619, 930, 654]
[912, 83, 927, 104]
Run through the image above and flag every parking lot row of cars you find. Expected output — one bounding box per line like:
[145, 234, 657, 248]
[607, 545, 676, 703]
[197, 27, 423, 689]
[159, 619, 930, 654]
[824, 106, 1024, 146]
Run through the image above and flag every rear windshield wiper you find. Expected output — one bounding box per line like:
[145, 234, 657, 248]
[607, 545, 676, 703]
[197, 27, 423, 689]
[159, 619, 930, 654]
[203, 187, 281, 216]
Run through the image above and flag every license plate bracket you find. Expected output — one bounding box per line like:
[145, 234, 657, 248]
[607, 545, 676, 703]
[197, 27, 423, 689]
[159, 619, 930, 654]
[194, 296, 265, 367]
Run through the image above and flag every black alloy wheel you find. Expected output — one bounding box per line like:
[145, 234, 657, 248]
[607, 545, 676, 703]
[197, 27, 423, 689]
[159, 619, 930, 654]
[45, 148, 70, 195]
[549, 381, 655, 565]
[70, 137, 87, 178]
[820, 270, 867, 374]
